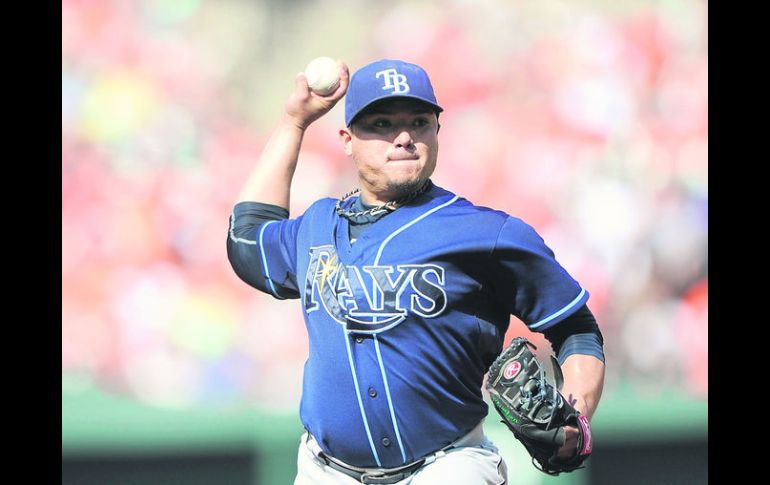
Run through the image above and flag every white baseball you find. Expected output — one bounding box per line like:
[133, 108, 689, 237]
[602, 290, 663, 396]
[304, 57, 340, 96]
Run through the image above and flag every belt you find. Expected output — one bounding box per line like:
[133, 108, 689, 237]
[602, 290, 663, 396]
[316, 451, 431, 484]
[306, 421, 485, 484]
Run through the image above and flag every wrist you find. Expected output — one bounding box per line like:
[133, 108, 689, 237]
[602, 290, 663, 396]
[561, 391, 594, 420]
[280, 113, 312, 132]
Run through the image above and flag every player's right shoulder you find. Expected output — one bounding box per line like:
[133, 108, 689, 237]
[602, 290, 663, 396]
[284, 198, 339, 233]
[282, 197, 335, 218]
[303, 197, 338, 217]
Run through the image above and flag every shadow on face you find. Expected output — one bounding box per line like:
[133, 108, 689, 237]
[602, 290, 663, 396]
[349, 98, 441, 140]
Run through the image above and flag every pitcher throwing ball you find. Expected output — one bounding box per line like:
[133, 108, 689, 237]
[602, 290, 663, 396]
[227, 58, 606, 484]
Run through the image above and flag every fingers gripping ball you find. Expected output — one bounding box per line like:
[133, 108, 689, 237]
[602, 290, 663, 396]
[486, 337, 593, 475]
[304, 57, 340, 96]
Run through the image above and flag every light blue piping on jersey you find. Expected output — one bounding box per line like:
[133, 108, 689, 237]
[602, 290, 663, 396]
[258, 220, 281, 299]
[374, 196, 460, 265]
[343, 328, 383, 467]
[361, 194, 459, 464]
[373, 335, 407, 464]
[228, 213, 282, 298]
[369, 195, 460, 313]
[528, 288, 587, 330]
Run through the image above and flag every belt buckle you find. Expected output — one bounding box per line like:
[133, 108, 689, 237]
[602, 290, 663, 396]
[361, 471, 404, 485]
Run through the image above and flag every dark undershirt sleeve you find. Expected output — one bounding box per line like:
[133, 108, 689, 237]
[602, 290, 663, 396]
[542, 304, 605, 365]
[226, 201, 295, 296]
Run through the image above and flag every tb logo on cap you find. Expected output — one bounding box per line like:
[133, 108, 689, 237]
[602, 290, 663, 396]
[376, 68, 410, 94]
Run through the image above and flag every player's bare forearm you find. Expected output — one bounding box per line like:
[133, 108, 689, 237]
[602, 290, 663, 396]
[236, 61, 349, 209]
[559, 354, 605, 420]
[555, 354, 604, 459]
[237, 118, 305, 209]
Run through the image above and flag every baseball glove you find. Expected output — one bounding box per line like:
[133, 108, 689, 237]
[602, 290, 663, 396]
[485, 337, 593, 475]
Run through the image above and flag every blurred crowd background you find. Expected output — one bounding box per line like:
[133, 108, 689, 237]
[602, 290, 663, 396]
[62, 0, 707, 416]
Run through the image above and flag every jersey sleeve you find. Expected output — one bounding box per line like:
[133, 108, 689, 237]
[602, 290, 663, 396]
[488, 216, 589, 331]
[227, 201, 302, 300]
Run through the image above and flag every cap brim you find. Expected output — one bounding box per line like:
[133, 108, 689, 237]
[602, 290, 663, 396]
[347, 95, 444, 126]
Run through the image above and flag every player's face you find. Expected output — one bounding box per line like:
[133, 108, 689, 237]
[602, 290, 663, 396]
[340, 99, 440, 205]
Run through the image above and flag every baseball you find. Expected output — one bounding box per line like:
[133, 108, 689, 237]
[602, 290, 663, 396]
[304, 57, 340, 96]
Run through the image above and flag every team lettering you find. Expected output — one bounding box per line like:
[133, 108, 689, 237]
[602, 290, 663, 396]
[303, 245, 446, 333]
[375, 68, 410, 94]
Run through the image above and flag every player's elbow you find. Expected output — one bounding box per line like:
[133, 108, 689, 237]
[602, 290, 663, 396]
[226, 236, 270, 292]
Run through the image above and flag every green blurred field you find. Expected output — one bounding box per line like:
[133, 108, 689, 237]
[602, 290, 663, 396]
[62, 376, 707, 485]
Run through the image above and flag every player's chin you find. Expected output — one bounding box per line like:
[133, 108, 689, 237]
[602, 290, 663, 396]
[386, 173, 427, 197]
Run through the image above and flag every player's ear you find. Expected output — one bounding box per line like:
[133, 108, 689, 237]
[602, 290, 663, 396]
[339, 128, 353, 156]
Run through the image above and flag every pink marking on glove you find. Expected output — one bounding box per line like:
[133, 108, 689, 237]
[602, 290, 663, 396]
[577, 415, 592, 455]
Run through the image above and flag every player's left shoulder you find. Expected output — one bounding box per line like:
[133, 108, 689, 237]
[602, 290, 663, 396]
[431, 184, 507, 221]
[428, 185, 513, 239]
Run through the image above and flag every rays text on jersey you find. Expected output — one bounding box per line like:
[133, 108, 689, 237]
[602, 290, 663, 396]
[303, 245, 447, 333]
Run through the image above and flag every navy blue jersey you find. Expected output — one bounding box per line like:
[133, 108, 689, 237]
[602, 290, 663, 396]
[236, 183, 588, 468]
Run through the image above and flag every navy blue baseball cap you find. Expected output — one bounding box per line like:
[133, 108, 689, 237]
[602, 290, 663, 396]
[345, 59, 443, 126]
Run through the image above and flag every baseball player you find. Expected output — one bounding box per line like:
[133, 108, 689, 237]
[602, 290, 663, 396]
[227, 59, 606, 484]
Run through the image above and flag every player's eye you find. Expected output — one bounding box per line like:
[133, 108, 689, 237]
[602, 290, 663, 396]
[413, 117, 430, 127]
[372, 119, 392, 128]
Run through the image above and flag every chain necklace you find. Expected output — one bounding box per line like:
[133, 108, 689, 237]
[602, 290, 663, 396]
[335, 179, 432, 221]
